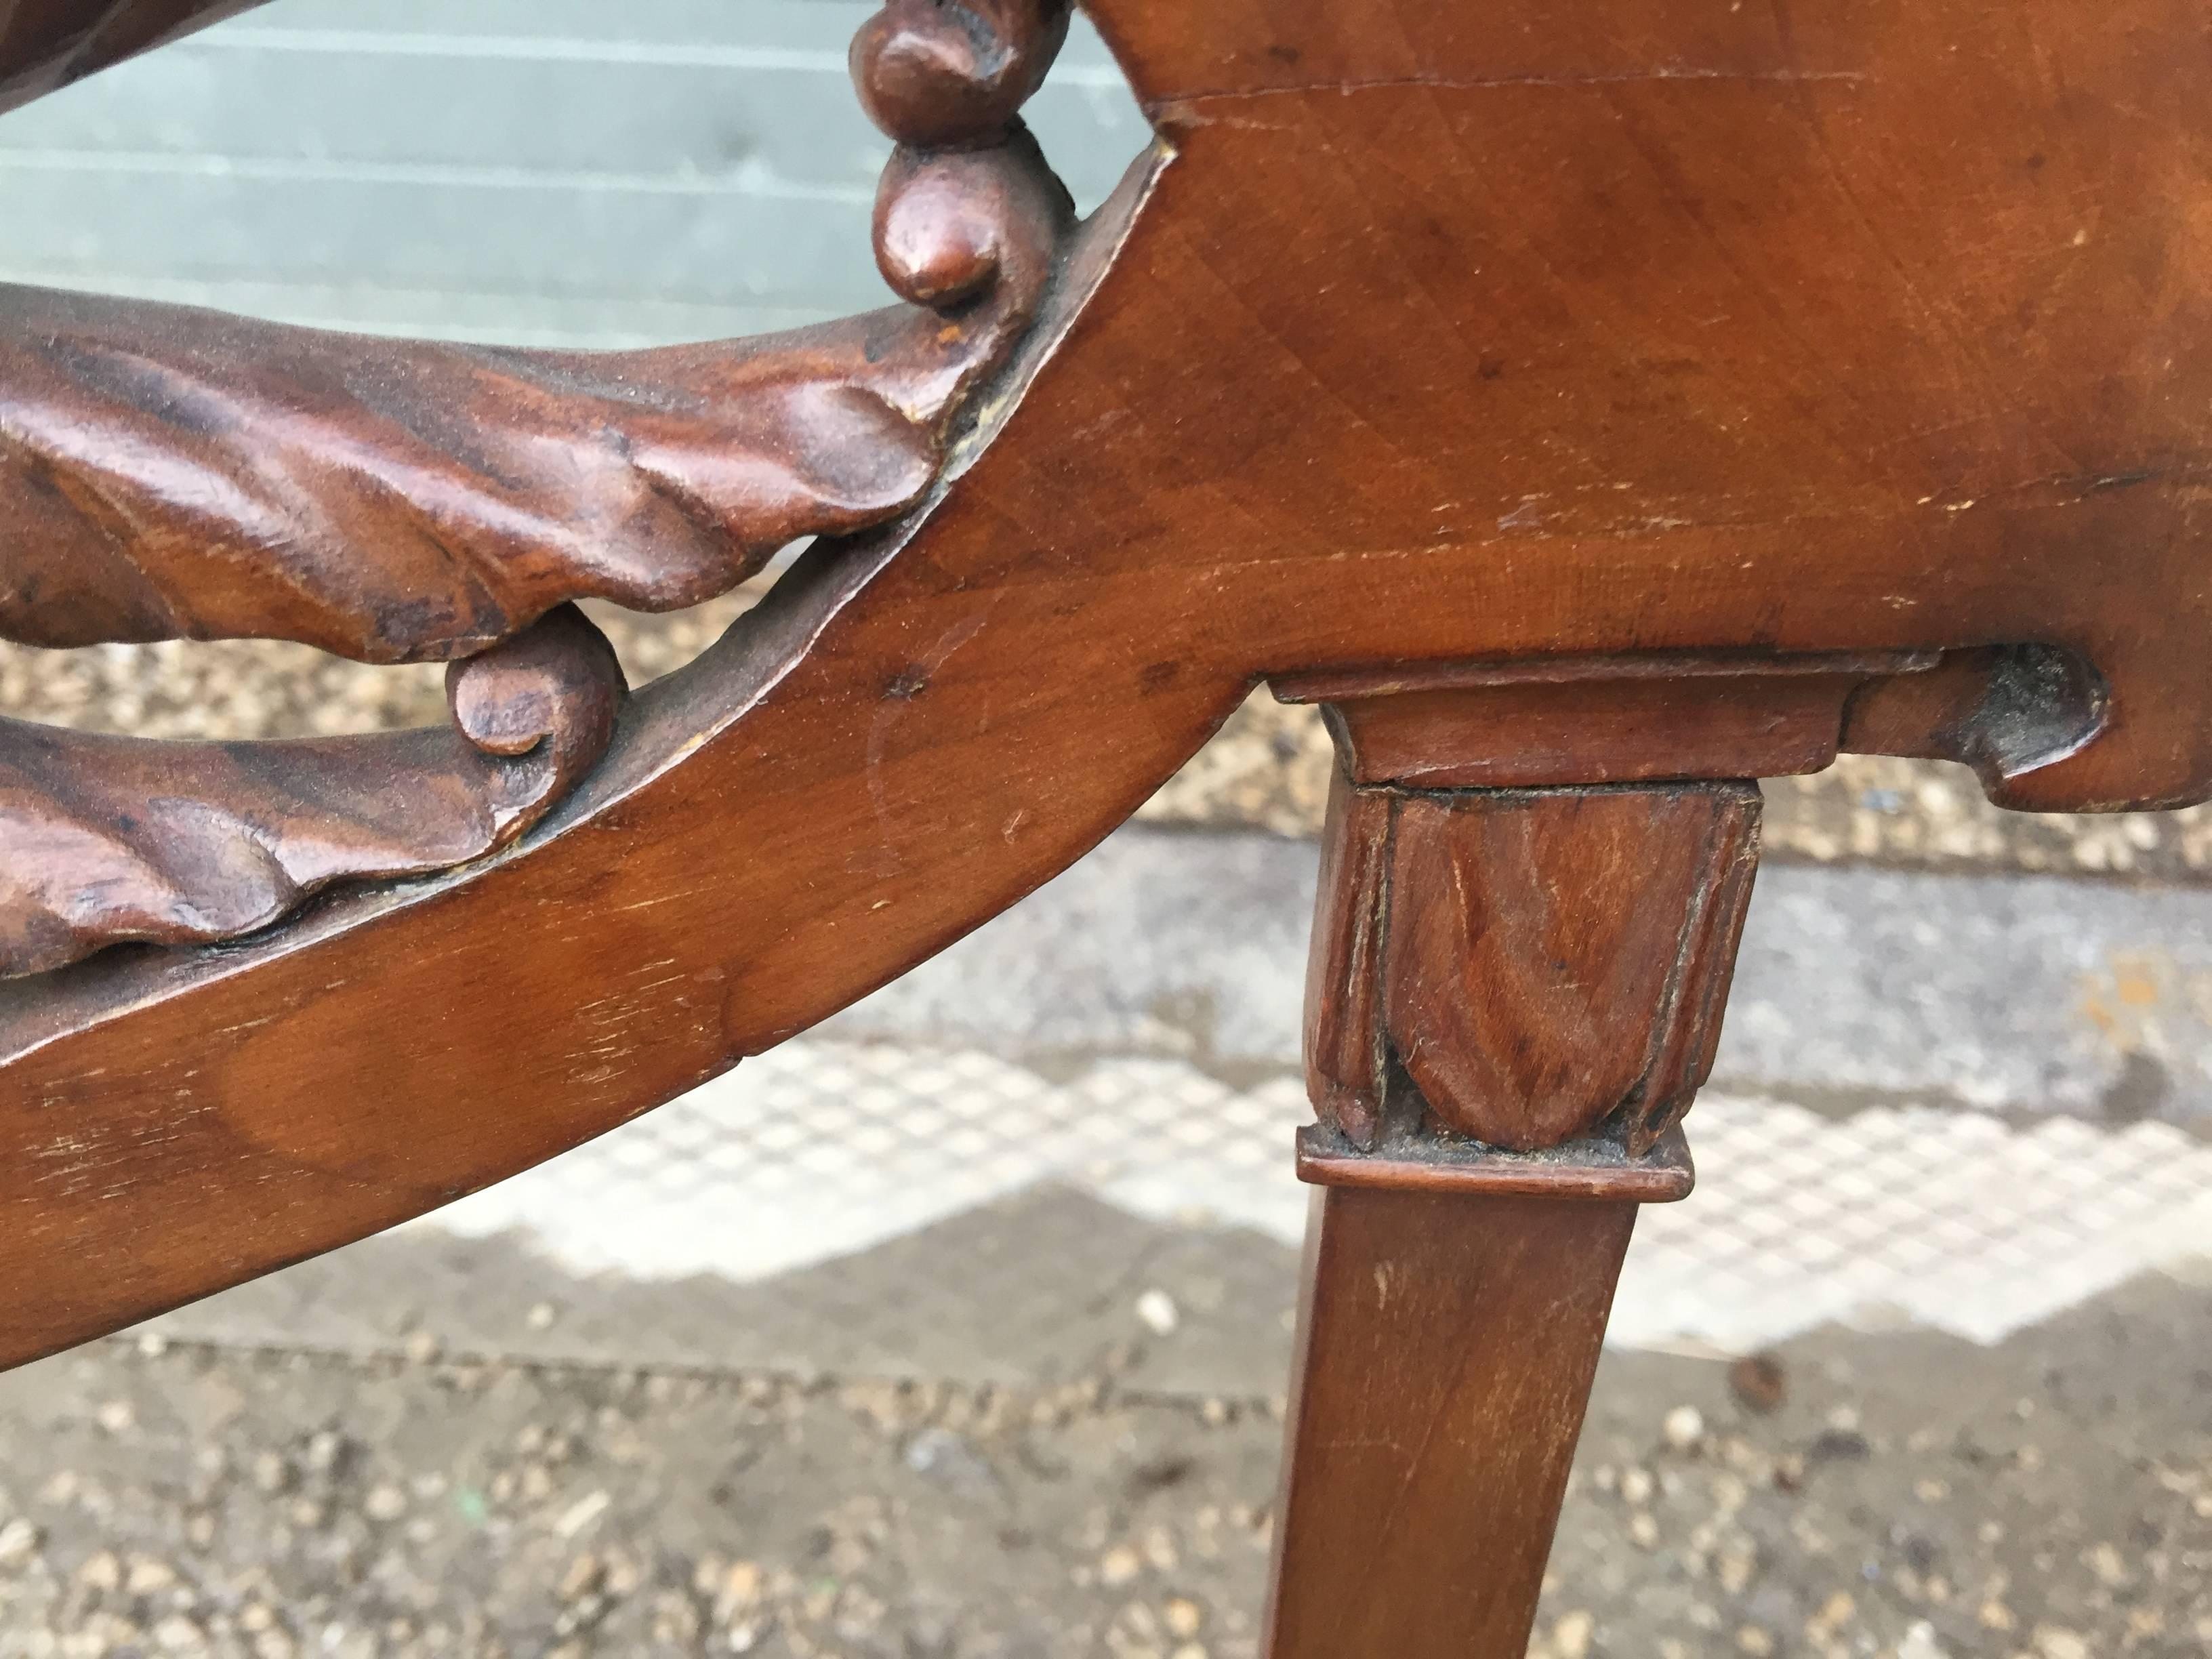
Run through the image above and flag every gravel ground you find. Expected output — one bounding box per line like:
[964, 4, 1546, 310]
[5, 619, 2208, 879]
[0, 1271, 2204, 1659]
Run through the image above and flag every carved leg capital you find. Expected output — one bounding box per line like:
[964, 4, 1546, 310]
[1305, 773, 1760, 1173]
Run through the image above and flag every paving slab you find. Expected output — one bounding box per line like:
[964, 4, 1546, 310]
[821, 827, 2212, 1134]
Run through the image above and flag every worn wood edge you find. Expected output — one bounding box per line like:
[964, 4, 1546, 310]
[1176, 24, 2191, 820]
[1294, 1121, 1696, 1203]
[5, 0, 2205, 1352]
[0, 142, 1175, 1071]
[0, 144, 1182, 1374]
[1273, 648, 1941, 705]
[1300, 771, 1393, 1149]
[1618, 785, 1763, 1153]
[1277, 644, 2124, 799]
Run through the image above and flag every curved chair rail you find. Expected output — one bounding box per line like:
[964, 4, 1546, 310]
[2, 0, 2210, 1368]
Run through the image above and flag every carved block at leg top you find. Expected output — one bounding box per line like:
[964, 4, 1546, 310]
[1305, 774, 1761, 1156]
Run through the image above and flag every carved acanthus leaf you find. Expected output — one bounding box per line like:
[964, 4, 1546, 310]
[0, 0, 1081, 976]
[0, 605, 626, 979]
[0, 128, 1070, 662]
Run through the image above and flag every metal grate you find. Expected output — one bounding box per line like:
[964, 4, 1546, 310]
[420, 1041, 2212, 1355]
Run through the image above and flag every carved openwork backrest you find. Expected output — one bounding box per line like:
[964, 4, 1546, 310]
[0, 0, 1089, 978]
[2, 0, 2209, 1370]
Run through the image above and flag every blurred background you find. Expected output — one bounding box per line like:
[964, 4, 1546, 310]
[0, 3, 2208, 1656]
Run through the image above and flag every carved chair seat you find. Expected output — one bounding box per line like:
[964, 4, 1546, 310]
[2, 3, 2206, 1652]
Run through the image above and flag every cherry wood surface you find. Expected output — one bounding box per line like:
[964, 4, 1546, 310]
[3, 0, 2211, 1366]
[0, 1, 1078, 979]
[0, 205, 1064, 661]
[1385, 785, 1757, 1152]
[1279, 651, 1944, 789]
[1262, 1187, 1639, 1658]
[1303, 773, 1394, 1147]
[1303, 775, 1765, 1155]
[1275, 759, 1750, 1653]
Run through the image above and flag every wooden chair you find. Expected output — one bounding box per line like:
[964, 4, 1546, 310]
[2, 3, 2205, 1653]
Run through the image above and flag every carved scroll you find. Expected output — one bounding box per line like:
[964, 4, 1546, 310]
[0, 606, 623, 979]
[0, 0, 1078, 975]
[854, 0, 1073, 149]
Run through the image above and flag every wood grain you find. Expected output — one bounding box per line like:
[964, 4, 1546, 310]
[1384, 785, 1761, 1151]
[1300, 771, 1392, 1149]
[1303, 772, 1760, 1157]
[1280, 651, 1941, 789]
[1261, 1187, 1637, 1658]
[0, 607, 625, 979]
[0, 144, 1067, 661]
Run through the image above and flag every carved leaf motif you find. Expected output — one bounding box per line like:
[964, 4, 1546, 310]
[0, 130, 1071, 661]
[1381, 786, 1763, 1153]
[0, 605, 626, 979]
[0, 0, 1080, 975]
[1305, 781, 1762, 1155]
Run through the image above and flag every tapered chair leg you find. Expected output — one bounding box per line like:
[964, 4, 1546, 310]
[1262, 1185, 1641, 1658]
[1263, 743, 1761, 1658]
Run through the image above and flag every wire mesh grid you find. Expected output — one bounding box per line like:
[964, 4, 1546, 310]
[417, 1041, 2212, 1356]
